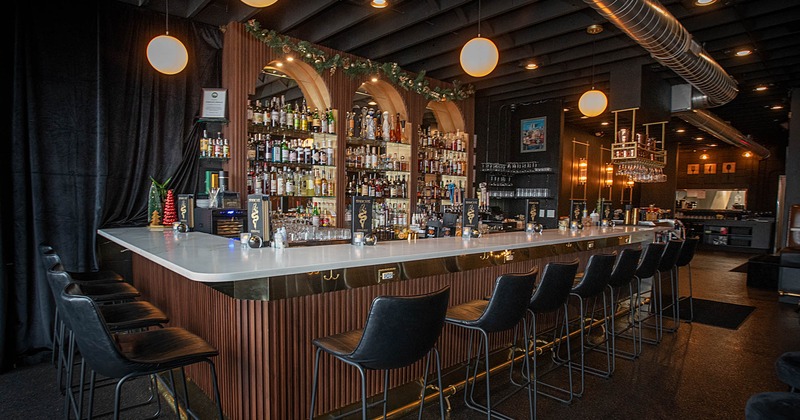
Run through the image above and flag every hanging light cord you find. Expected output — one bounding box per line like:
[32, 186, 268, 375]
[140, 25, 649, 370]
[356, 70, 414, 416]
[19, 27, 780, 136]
[590, 40, 596, 90]
[165, 0, 170, 35]
[477, 0, 482, 37]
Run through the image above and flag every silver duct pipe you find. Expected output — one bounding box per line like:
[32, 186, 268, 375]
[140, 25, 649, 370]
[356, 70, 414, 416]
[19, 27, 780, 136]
[583, 0, 738, 107]
[675, 109, 771, 159]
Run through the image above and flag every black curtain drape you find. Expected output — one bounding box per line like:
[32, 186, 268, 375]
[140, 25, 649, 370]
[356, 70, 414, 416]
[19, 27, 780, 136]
[3, 0, 222, 370]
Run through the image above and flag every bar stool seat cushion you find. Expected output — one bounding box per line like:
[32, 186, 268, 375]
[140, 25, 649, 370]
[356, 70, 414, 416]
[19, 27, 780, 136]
[745, 392, 800, 420]
[79, 281, 140, 302]
[776, 351, 800, 390]
[311, 329, 364, 357]
[445, 300, 489, 325]
[115, 327, 218, 368]
[100, 301, 169, 331]
[68, 270, 125, 283]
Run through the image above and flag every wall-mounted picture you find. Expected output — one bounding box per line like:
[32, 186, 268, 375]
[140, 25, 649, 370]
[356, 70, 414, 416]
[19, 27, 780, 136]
[722, 162, 736, 173]
[687, 164, 700, 175]
[521, 117, 547, 153]
[704, 163, 717, 174]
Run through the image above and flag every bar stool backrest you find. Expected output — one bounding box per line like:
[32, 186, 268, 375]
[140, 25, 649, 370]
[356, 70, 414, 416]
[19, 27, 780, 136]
[350, 287, 451, 370]
[572, 254, 617, 298]
[529, 260, 579, 313]
[39, 244, 61, 273]
[55, 285, 134, 379]
[474, 270, 538, 333]
[636, 242, 666, 279]
[608, 248, 643, 289]
[658, 240, 684, 272]
[45, 264, 72, 309]
[675, 237, 700, 267]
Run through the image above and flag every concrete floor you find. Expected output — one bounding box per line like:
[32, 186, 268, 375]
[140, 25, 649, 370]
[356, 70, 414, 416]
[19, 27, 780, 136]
[1, 250, 798, 419]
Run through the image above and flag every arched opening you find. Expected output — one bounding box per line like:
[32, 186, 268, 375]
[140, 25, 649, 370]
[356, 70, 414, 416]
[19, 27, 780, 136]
[262, 59, 331, 111]
[425, 100, 466, 133]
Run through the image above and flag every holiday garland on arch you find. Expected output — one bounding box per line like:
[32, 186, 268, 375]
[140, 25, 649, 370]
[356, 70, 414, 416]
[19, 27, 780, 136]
[244, 20, 475, 102]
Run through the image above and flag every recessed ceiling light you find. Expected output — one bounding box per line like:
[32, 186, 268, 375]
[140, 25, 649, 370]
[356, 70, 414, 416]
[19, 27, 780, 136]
[694, 0, 717, 6]
[285, 56, 294, 62]
[735, 48, 753, 57]
[563, 108, 569, 112]
[700, 153, 709, 160]
[580, 115, 589, 119]
[676, 128, 686, 133]
[371, 0, 388, 8]
[275, 61, 283, 67]
[525, 62, 538, 70]
[695, 137, 704, 140]
[370, 76, 379, 83]
[601, 122, 609, 126]
[367, 100, 378, 106]
[754, 85, 768, 92]
[586, 24, 604, 35]
[743, 151, 753, 158]
[709, 144, 718, 147]
[771, 105, 784, 110]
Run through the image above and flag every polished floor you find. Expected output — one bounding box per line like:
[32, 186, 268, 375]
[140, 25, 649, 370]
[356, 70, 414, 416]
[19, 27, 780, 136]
[407, 250, 800, 420]
[1, 250, 798, 419]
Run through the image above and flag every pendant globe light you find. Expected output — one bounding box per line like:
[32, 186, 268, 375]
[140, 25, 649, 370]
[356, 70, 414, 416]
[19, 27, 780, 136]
[578, 31, 607, 117]
[459, 0, 498, 77]
[240, 0, 279, 7]
[147, 0, 188, 75]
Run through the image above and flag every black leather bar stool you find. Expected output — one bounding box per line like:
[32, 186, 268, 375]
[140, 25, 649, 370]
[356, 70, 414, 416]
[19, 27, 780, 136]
[56, 285, 223, 420]
[654, 240, 684, 339]
[629, 242, 666, 346]
[46, 264, 165, 401]
[566, 254, 616, 397]
[445, 272, 537, 420]
[309, 287, 450, 420]
[746, 392, 800, 420]
[605, 248, 643, 363]
[518, 261, 578, 405]
[674, 237, 700, 322]
[776, 351, 800, 392]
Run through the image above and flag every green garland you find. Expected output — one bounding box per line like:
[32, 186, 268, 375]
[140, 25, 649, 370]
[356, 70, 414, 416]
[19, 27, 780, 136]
[244, 19, 475, 102]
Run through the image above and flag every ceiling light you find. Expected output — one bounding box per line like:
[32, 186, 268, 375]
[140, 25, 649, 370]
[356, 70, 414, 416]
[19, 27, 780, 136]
[563, 108, 569, 112]
[147, 0, 188, 75]
[370, 76, 379, 83]
[285, 56, 294, 62]
[754, 85, 768, 92]
[735, 48, 752, 57]
[676, 128, 686, 133]
[370, 0, 388, 8]
[695, 136, 704, 141]
[275, 61, 283, 67]
[525, 62, 538, 70]
[700, 153, 709, 160]
[579, 90, 608, 117]
[601, 122, 609, 126]
[580, 115, 589, 119]
[367, 100, 378, 106]
[586, 24, 603, 35]
[241, 0, 279, 7]
[771, 105, 784, 110]
[709, 143, 718, 147]
[460, 1, 498, 77]
[694, 0, 717, 6]
[743, 151, 753, 158]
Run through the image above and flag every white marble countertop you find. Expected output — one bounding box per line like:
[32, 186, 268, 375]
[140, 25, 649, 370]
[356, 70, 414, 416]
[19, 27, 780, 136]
[98, 226, 657, 282]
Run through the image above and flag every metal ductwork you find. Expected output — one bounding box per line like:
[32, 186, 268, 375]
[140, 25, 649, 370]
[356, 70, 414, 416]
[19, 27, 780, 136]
[583, 0, 738, 107]
[584, 0, 772, 159]
[675, 109, 771, 159]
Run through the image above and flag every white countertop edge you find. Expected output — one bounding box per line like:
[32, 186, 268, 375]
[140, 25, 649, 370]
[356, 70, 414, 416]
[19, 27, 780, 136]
[98, 226, 657, 282]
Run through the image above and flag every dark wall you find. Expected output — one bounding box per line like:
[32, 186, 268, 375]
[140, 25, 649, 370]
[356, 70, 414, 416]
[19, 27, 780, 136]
[474, 98, 564, 227]
[676, 144, 784, 214]
[638, 140, 679, 213]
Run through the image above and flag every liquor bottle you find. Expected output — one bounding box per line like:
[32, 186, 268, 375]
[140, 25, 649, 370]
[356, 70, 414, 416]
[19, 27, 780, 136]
[327, 169, 335, 196]
[276, 168, 285, 196]
[262, 100, 269, 127]
[326, 139, 335, 166]
[200, 130, 209, 157]
[246, 100, 254, 124]
[301, 100, 309, 132]
[286, 101, 294, 130]
[285, 168, 295, 196]
[269, 167, 277, 195]
[281, 135, 289, 163]
[279, 95, 287, 128]
[320, 171, 328, 196]
[312, 203, 320, 227]
[353, 106, 362, 138]
[319, 141, 328, 167]
[394, 113, 402, 143]
[288, 139, 297, 163]
[270, 98, 279, 128]
[312, 108, 322, 133]
[382, 111, 391, 142]
[215, 133, 223, 157]
[223, 138, 229, 158]
[294, 103, 302, 130]
[321, 108, 329, 134]
[296, 140, 305, 164]
[313, 168, 322, 196]
[328, 109, 336, 134]
[253, 100, 263, 125]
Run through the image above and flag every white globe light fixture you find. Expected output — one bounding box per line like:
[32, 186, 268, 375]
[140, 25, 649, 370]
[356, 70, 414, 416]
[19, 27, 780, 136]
[578, 89, 608, 117]
[241, 0, 279, 7]
[459, 0, 498, 78]
[460, 37, 499, 77]
[147, 0, 188, 75]
[147, 35, 188, 75]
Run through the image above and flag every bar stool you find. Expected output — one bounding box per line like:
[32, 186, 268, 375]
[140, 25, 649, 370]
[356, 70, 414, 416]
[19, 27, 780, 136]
[605, 248, 643, 364]
[775, 351, 800, 392]
[445, 272, 537, 419]
[674, 237, 700, 322]
[56, 285, 223, 420]
[518, 261, 578, 405]
[654, 240, 684, 339]
[629, 242, 666, 346]
[746, 392, 800, 419]
[567, 254, 616, 397]
[309, 287, 450, 420]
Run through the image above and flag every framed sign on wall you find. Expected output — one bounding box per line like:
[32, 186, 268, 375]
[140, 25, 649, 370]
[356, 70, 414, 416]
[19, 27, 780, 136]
[521, 117, 547, 153]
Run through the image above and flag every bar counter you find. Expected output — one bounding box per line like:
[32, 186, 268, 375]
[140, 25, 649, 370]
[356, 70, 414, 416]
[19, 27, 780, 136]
[98, 226, 659, 419]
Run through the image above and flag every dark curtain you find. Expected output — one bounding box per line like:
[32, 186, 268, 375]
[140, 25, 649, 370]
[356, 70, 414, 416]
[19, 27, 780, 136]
[3, 0, 222, 370]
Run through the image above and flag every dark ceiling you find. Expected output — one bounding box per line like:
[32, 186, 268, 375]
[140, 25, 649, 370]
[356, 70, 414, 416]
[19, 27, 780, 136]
[122, 0, 800, 152]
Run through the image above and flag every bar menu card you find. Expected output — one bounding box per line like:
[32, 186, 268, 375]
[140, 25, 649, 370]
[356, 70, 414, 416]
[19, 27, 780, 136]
[462, 198, 479, 229]
[351, 196, 374, 245]
[526, 200, 539, 225]
[247, 194, 270, 247]
[177, 194, 195, 229]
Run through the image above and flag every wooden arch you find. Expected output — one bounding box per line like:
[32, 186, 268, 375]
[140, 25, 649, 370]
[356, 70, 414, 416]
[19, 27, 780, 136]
[359, 80, 408, 121]
[263, 59, 331, 111]
[426, 99, 466, 133]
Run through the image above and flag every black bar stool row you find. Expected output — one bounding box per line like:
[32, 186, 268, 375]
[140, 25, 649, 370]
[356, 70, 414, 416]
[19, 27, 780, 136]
[39, 245, 223, 420]
[308, 237, 701, 420]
